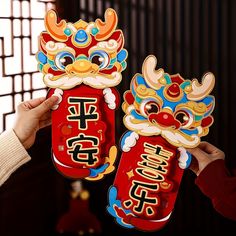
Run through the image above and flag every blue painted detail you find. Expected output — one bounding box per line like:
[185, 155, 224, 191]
[75, 29, 88, 43]
[200, 96, 213, 105]
[162, 101, 175, 111]
[107, 186, 134, 229]
[117, 49, 127, 62]
[181, 128, 199, 135]
[91, 27, 99, 35]
[37, 52, 47, 64]
[89, 163, 109, 177]
[121, 131, 134, 151]
[51, 65, 59, 71]
[201, 96, 215, 117]
[131, 75, 147, 97]
[136, 75, 149, 87]
[163, 98, 187, 111]
[131, 83, 136, 97]
[131, 110, 147, 120]
[155, 86, 164, 97]
[185, 151, 192, 168]
[64, 28, 72, 36]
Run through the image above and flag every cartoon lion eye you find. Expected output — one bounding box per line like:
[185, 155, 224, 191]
[174, 110, 193, 127]
[140, 99, 161, 117]
[89, 50, 109, 69]
[55, 51, 75, 70]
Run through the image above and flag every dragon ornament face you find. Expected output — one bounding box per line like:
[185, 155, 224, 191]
[107, 55, 215, 231]
[36, 8, 127, 90]
[123, 55, 215, 148]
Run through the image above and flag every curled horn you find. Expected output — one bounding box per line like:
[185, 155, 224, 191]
[187, 72, 215, 101]
[45, 10, 68, 42]
[95, 8, 118, 41]
[142, 55, 164, 90]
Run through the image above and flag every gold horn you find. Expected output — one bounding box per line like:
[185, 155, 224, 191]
[95, 8, 118, 41]
[142, 55, 164, 90]
[45, 10, 68, 42]
[187, 72, 215, 101]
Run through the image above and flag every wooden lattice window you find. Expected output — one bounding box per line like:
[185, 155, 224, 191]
[0, 0, 55, 133]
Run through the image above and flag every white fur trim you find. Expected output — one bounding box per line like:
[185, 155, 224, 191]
[178, 147, 190, 169]
[44, 71, 122, 90]
[122, 132, 139, 152]
[51, 88, 63, 110]
[103, 88, 116, 109]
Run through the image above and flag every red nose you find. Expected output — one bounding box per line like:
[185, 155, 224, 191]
[149, 112, 180, 129]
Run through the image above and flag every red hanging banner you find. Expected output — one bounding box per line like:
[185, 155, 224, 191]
[37, 8, 127, 180]
[108, 55, 215, 231]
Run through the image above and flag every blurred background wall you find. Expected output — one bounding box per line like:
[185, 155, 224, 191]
[0, 0, 236, 235]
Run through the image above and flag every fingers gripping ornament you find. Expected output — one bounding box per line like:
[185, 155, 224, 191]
[107, 55, 215, 231]
[36, 9, 127, 180]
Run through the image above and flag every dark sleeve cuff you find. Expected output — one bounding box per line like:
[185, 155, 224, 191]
[195, 159, 230, 199]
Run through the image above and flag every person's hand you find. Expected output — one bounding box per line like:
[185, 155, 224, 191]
[13, 96, 58, 149]
[187, 141, 225, 176]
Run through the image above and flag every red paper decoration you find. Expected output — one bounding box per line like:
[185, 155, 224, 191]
[48, 85, 119, 180]
[36, 8, 127, 180]
[107, 55, 215, 231]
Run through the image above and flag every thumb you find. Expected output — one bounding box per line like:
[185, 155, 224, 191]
[33, 96, 58, 117]
[186, 147, 208, 162]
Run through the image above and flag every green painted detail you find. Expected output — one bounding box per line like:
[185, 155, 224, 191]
[135, 96, 142, 104]
[164, 73, 172, 84]
[64, 28, 72, 36]
[195, 115, 203, 121]
[180, 81, 191, 89]
[91, 27, 99, 35]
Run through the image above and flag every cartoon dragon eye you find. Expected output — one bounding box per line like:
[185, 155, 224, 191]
[55, 51, 75, 70]
[174, 110, 193, 127]
[140, 99, 161, 117]
[89, 50, 109, 69]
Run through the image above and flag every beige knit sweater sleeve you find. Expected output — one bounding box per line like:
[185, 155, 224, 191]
[0, 129, 31, 186]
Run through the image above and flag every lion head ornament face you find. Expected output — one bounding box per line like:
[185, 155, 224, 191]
[36, 8, 127, 90]
[123, 55, 215, 148]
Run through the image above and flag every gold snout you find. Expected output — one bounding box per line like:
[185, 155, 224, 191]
[66, 60, 99, 74]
